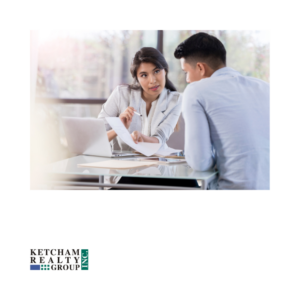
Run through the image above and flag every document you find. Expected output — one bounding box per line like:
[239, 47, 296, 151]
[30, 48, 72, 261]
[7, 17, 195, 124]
[106, 117, 162, 156]
[134, 146, 183, 157]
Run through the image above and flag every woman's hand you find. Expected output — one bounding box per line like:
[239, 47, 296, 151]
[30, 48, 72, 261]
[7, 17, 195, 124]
[119, 107, 135, 129]
[131, 131, 144, 144]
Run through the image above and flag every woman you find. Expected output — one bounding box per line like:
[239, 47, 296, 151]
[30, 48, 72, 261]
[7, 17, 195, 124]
[98, 47, 181, 149]
[98, 47, 198, 188]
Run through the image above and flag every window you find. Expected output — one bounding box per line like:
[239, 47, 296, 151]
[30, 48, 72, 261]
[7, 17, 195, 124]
[36, 30, 269, 100]
[36, 30, 157, 100]
[163, 30, 270, 93]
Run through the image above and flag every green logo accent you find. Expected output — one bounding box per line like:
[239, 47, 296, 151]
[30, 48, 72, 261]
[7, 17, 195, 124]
[41, 264, 50, 271]
[81, 249, 89, 270]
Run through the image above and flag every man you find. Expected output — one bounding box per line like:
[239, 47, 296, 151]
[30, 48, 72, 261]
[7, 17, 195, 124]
[174, 32, 269, 190]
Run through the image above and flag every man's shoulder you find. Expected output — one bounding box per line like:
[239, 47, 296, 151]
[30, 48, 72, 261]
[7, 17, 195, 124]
[244, 76, 269, 87]
[185, 70, 269, 95]
[184, 78, 212, 98]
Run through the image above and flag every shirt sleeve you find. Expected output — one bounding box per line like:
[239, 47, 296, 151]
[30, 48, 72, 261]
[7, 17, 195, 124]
[182, 84, 215, 171]
[152, 94, 182, 144]
[97, 87, 120, 131]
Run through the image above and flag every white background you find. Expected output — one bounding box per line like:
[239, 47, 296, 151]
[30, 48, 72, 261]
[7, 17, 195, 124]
[1, 0, 300, 299]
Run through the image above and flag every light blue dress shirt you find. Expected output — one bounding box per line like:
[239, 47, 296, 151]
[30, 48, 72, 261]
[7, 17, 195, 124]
[182, 67, 270, 190]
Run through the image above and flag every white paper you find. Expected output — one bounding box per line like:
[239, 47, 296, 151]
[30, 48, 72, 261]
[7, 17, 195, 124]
[106, 117, 161, 156]
[155, 146, 183, 156]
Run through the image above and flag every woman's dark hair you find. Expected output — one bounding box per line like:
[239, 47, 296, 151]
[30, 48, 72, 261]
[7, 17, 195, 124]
[129, 47, 177, 92]
[174, 32, 226, 70]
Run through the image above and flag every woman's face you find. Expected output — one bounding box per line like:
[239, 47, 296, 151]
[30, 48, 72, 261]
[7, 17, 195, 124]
[136, 62, 166, 99]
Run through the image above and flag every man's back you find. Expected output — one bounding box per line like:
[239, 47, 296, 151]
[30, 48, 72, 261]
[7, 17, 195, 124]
[182, 67, 269, 189]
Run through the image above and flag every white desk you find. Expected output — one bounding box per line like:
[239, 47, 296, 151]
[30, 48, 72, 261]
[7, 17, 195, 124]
[44, 155, 218, 190]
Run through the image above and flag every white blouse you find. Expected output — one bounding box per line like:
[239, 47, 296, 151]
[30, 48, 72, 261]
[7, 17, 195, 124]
[140, 99, 158, 137]
[98, 86, 182, 151]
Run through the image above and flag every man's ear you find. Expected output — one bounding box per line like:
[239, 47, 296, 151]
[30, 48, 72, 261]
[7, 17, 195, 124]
[196, 62, 206, 76]
[196, 62, 212, 77]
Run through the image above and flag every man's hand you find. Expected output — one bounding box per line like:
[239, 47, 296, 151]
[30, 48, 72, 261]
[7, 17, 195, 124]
[131, 131, 144, 144]
[119, 107, 135, 129]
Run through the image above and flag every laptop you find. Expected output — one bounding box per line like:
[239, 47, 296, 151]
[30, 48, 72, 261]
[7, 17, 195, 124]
[62, 117, 140, 157]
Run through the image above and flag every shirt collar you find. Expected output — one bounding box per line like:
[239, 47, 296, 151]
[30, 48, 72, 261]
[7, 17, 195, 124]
[132, 87, 168, 113]
[211, 67, 240, 78]
[156, 88, 168, 110]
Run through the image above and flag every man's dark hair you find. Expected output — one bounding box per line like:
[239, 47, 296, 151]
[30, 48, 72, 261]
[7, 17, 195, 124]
[174, 32, 226, 70]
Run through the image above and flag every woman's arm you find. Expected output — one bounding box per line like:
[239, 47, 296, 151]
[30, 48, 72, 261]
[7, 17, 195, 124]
[107, 107, 135, 142]
[152, 94, 182, 144]
[130, 94, 182, 144]
[107, 130, 117, 142]
[98, 87, 135, 141]
[97, 88, 120, 142]
[98, 87, 120, 131]
[131, 131, 159, 144]
[142, 135, 159, 143]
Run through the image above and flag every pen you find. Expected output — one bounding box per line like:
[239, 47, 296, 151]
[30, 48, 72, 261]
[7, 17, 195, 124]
[134, 111, 142, 117]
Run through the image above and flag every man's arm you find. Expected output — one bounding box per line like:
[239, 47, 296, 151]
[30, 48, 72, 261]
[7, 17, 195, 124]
[182, 85, 215, 171]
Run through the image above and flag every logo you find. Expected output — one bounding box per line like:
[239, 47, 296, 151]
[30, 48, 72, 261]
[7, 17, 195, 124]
[81, 249, 89, 270]
[30, 249, 89, 271]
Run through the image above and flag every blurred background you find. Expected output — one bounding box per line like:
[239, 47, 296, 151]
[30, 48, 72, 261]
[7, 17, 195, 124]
[30, 30, 269, 187]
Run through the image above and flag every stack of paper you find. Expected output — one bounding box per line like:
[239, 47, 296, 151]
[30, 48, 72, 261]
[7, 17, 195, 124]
[78, 160, 158, 169]
[133, 147, 183, 157]
[154, 146, 182, 157]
